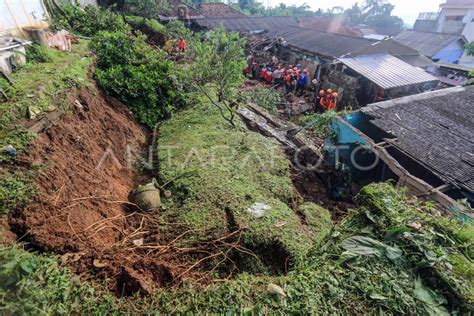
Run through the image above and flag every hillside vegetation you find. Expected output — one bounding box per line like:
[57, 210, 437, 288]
[0, 4, 472, 315]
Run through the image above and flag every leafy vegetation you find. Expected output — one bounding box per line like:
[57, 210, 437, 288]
[50, 4, 129, 36]
[298, 111, 338, 140]
[0, 245, 120, 314]
[90, 30, 186, 127]
[25, 44, 53, 63]
[244, 87, 280, 114]
[125, 15, 166, 33]
[191, 27, 246, 127]
[101, 0, 172, 17]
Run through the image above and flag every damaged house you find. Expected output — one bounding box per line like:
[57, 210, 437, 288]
[336, 54, 439, 106]
[0, 0, 49, 73]
[330, 86, 474, 210]
[264, 26, 438, 108]
[394, 30, 467, 64]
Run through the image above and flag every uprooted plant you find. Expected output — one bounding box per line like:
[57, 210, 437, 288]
[190, 27, 246, 127]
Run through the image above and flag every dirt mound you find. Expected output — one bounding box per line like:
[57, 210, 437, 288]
[6, 86, 252, 295]
[6, 87, 182, 293]
[10, 87, 146, 253]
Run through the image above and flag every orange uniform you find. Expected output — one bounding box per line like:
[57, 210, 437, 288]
[177, 39, 187, 51]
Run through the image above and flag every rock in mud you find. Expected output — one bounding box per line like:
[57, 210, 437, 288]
[128, 182, 161, 212]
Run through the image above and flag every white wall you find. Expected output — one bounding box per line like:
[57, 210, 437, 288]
[0, 0, 49, 37]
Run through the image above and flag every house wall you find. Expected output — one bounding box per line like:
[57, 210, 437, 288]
[0, 0, 49, 37]
[436, 6, 474, 41]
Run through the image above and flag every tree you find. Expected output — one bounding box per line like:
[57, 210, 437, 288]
[344, 3, 364, 24]
[99, 0, 171, 17]
[191, 27, 246, 127]
[344, 0, 404, 32]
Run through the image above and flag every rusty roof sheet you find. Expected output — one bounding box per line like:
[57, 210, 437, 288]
[267, 25, 375, 58]
[362, 87, 474, 193]
[338, 54, 439, 89]
[194, 16, 298, 32]
[198, 3, 245, 18]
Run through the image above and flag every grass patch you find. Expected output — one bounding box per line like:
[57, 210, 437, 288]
[0, 41, 91, 161]
[126, 15, 166, 33]
[158, 101, 331, 271]
[0, 171, 36, 215]
[0, 245, 120, 314]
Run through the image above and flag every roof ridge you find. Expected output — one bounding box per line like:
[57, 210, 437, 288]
[283, 25, 376, 41]
[362, 87, 466, 112]
[402, 29, 464, 37]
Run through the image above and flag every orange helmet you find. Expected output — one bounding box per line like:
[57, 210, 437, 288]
[327, 88, 333, 94]
[332, 92, 338, 97]
[319, 90, 325, 95]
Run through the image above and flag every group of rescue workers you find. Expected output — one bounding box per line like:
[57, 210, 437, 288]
[244, 56, 338, 113]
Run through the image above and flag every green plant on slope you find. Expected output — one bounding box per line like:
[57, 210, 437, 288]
[191, 27, 246, 127]
[299, 111, 338, 140]
[25, 44, 53, 63]
[0, 174, 36, 215]
[0, 245, 120, 314]
[50, 4, 129, 36]
[244, 87, 280, 113]
[90, 31, 186, 127]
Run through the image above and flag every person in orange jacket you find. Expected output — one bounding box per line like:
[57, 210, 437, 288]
[327, 92, 338, 111]
[177, 38, 187, 52]
[319, 89, 328, 111]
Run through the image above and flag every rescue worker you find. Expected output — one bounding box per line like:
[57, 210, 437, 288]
[316, 89, 325, 113]
[266, 67, 273, 84]
[324, 89, 333, 112]
[296, 69, 308, 96]
[260, 64, 267, 82]
[177, 38, 187, 52]
[285, 69, 293, 94]
[273, 65, 282, 86]
[327, 92, 338, 111]
[251, 62, 258, 80]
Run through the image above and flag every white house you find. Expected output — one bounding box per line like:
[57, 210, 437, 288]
[0, 0, 50, 37]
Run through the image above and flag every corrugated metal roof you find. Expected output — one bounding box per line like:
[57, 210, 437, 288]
[394, 30, 465, 58]
[338, 54, 439, 89]
[361, 87, 474, 193]
[194, 16, 298, 33]
[267, 25, 375, 58]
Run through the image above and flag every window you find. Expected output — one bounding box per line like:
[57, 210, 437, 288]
[446, 15, 464, 21]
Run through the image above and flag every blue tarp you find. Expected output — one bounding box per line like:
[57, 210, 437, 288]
[433, 46, 465, 64]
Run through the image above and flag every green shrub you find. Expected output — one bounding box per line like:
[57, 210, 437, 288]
[90, 31, 186, 127]
[25, 44, 53, 63]
[52, 4, 129, 36]
[299, 111, 338, 140]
